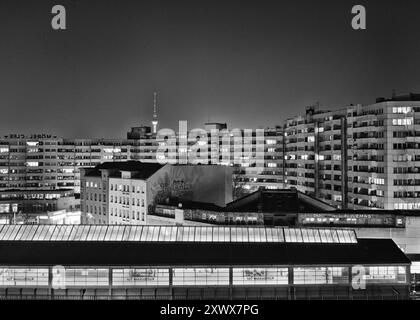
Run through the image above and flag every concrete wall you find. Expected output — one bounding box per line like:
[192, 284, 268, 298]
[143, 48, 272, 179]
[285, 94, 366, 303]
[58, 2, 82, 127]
[147, 165, 233, 209]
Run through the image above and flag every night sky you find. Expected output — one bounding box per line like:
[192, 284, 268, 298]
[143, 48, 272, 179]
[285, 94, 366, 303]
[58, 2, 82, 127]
[0, 0, 419, 138]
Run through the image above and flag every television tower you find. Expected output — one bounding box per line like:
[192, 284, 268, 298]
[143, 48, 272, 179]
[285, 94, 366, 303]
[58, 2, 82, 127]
[152, 92, 158, 134]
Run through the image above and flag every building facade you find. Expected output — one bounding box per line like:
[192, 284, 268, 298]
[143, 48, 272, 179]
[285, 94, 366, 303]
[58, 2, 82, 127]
[284, 95, 420, 210]
[80, 162, 233, 225]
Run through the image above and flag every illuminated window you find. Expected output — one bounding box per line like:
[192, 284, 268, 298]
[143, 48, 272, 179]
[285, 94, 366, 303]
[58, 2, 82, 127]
[392, 118, 413, 126]
[26, 162, 39, 167]
[393, 107, 412, 114]
[112, 268, 169, 286]
[317, 155, 325, 161]
[364, 266, 406, 284]
[172, 268, 229, 286]
[65, 268, 109, 286]
[370, 178, 384, 185]
[0, 268, 49, 287]
[293, 267, 349, 285]
[232, 268, 288, 285]
[0, 204, 10, 213]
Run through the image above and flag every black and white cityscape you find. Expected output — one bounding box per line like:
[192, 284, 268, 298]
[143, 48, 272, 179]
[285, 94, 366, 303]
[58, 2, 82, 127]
[1, 0, 420, 305]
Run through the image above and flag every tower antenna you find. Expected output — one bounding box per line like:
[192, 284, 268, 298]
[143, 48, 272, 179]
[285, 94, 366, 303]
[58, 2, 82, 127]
[152, 92, 158, 134]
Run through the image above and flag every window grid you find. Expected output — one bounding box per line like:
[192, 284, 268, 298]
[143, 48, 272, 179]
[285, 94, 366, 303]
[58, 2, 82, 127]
[365, 266, 406, 284]
[112, 268, 169, 286]
[64, 268, 109, 287]
[0, 268, 49, 287]
[172, 268, 230, 286]
[0, 265, 408, 287]
[232, 268, 288, 285]
[293, 267, 349, 285]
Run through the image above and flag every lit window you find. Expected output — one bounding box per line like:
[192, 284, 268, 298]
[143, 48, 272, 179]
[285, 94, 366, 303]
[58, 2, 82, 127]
[0, 268, 49, 286]
[65, 268, 109, 286]
[293, 267, 349, 285]
[172, 268, 229, 286]
[112, 269, 169, 286]
[233, 268, 288, 285]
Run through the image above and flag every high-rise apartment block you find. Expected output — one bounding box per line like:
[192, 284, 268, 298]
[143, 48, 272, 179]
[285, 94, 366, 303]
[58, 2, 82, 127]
[284, 94, 420, 210]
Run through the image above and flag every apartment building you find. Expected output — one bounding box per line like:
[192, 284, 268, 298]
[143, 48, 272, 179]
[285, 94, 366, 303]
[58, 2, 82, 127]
[0, 132, 160, 215]
[284, 94, 420, 210]
[0, 133, 158, 192]
[80, 162, 162, 225]
[284, 106, 348, 208]
[347, 99, 420, 210]
[231, 126, 284, 197]
[80, 161, 233, 225]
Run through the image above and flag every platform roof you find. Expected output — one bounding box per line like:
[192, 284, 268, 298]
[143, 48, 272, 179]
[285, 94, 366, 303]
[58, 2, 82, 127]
[0, 239, 409, 266]
[0, 225, 357, 244]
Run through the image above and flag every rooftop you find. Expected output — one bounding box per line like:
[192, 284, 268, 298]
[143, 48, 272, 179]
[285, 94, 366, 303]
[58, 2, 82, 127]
[159, 198, 224, 211]
[84, 161, 164, 179]
[0, 226, 408, 266]
[0, 240, 408, 267]
[226, 189, 336, 213]
[0, 225, 357, 243]
[376, 92, 420, 103]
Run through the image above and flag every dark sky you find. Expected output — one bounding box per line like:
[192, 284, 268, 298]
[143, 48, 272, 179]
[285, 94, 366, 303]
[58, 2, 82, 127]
[0, 0, 419, 138]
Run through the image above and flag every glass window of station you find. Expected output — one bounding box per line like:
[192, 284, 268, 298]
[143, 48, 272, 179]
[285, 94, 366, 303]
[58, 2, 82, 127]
[0, 265, 408, 287]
